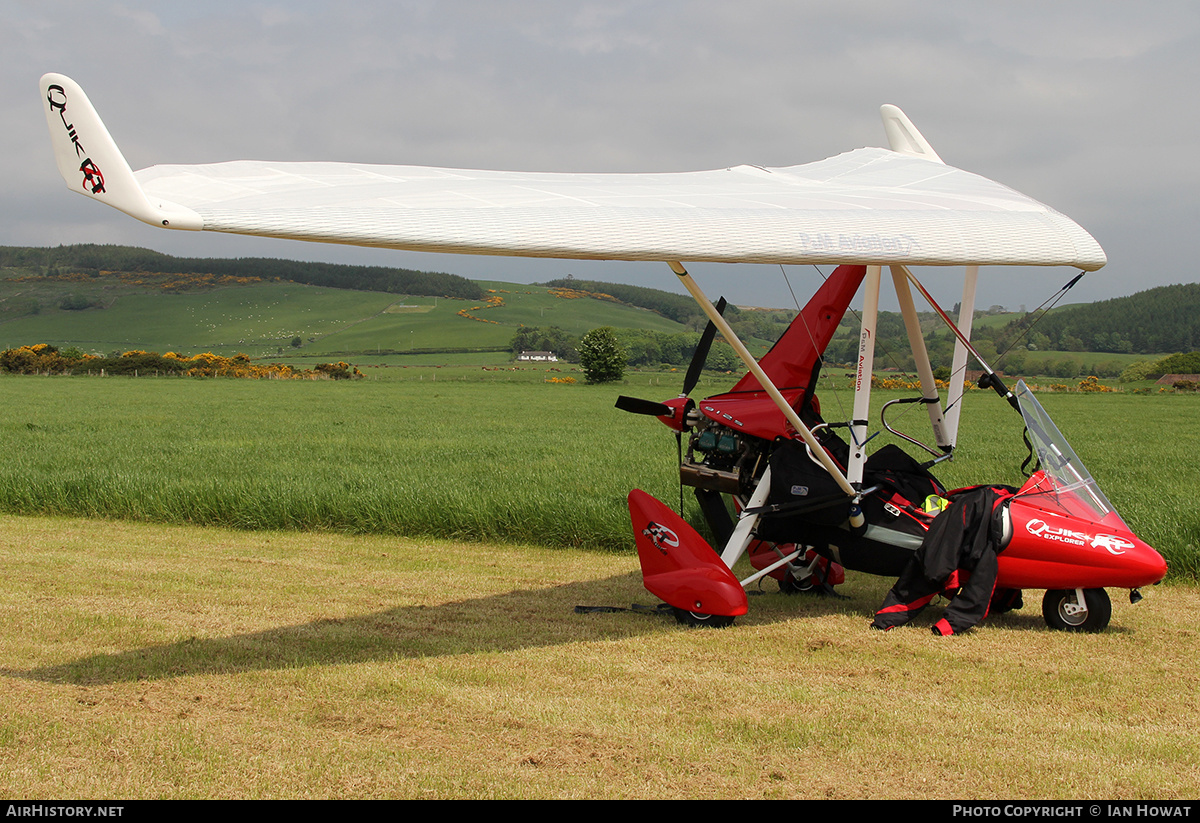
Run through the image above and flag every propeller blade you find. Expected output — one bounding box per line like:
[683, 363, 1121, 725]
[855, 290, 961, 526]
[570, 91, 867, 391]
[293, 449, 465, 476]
[615, 395, 673, 417]
[681, 296, 727, 397]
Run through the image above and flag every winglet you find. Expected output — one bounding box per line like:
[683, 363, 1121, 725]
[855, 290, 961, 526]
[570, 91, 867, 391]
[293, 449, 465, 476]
[880, 104, 944, 164]
[39, 73, 202, 231]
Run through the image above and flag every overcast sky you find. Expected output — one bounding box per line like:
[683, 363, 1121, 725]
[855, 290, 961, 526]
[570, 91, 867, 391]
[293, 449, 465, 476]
[4, 1, 1198, 311]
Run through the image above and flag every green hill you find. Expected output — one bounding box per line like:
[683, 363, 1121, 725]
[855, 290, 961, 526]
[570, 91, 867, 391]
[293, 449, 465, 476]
[0, 250, 690, 361]
[29, 244, 1197, 374]
[540, 277, 716, 325]
[993, 283, 1200, 355]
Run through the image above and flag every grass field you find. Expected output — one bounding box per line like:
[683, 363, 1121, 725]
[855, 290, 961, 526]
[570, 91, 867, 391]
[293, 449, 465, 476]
[0, 369, 676, 551]
[0, 515, 1195, 799]
[1, 369, 1197, 574]
[1, 371, 1198, 798]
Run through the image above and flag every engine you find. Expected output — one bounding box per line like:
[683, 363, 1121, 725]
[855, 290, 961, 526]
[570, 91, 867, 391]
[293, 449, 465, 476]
[679, 413, 768, 498]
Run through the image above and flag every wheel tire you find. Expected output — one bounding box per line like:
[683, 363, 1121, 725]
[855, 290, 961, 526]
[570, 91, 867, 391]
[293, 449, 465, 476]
[1042, 588, 1112, 632]
[671, 607, 735, 629]
[778, 571, 816, 595]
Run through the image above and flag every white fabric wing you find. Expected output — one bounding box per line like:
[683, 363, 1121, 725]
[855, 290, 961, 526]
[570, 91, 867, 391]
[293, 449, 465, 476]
[133, 149, 1105, 269]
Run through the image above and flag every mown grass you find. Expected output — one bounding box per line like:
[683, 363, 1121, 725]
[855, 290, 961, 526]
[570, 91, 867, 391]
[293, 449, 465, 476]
[1, 370, 1198, 576]
[0, 515, 1195, 799]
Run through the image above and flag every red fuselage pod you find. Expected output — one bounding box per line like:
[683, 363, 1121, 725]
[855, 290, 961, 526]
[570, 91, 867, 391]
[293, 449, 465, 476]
[628, 489, 748, 617]
[997, 472, 1168, 590]
[695, 390, 806, 441]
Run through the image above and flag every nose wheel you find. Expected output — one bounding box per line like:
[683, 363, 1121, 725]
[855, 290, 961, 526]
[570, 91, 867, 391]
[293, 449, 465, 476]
[1042, 588, 1111, 632]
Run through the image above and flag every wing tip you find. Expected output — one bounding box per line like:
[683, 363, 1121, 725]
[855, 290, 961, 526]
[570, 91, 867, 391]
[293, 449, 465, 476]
[39, 72, 202, 231]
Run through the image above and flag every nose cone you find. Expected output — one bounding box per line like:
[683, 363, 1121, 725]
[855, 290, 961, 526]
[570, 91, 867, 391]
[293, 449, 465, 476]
[1123, 536, 1168, 586]
[656, 396, 692, 432]
[1082, 530, 1167, 588]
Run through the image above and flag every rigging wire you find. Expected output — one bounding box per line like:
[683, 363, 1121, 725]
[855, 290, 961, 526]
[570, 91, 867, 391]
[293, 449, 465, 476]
[778, 264, 849, 425]
[795, 264, 926, 430]
[778, 264, 1086, 456]
[779, 265, 1083, 442]
[993, 272, 1085, 370]
[940, 271, 1086, 420]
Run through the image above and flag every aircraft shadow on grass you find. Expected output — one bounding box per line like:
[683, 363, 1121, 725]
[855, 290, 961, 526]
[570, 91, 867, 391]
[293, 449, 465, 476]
[5, 573, 1062, 686]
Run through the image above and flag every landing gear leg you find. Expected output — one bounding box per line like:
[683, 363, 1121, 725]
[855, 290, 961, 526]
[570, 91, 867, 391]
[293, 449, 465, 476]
[777, 548, 842, 596]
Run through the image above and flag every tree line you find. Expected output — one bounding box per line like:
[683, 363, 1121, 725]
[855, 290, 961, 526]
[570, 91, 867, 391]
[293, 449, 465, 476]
[521, 278, 1200, 380]
[0, 244, 483, 300]
[984, 283, 1200, 356]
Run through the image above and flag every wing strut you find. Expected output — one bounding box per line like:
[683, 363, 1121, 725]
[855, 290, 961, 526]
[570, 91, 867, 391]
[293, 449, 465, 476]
[890, 266, 951, 451]
[897, 265, 1021, 413]
[944, 266, 979, 445]
[668, 262, 855, 498]
[848, 266, 882, 488]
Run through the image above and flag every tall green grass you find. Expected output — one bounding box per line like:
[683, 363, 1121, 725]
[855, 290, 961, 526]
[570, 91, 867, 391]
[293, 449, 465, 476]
[0, 372, 677, 551]
[1, 372, 1197, 575]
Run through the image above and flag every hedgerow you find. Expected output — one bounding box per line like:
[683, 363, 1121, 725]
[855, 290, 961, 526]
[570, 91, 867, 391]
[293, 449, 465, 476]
[0, 344, 359, 380]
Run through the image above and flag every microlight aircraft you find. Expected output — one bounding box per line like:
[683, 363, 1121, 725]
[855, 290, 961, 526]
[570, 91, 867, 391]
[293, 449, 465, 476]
[39, 73, 1167, 633]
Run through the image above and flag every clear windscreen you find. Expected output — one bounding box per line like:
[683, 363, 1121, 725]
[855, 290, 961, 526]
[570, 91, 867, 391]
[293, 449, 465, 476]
[1014, 380, 1127, 528]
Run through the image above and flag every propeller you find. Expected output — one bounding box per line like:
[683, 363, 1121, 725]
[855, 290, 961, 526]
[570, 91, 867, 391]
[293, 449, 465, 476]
[614, 297, 729, 517]
[615, 297, 727, 422]
[682, 296, 726, 398]
[614, 395, 673, 417]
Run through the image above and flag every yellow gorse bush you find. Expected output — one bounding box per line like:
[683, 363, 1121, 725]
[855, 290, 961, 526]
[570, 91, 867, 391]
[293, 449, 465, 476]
[1, 345, 359, 380]
[456, 292, 505, 323]
[548, 287, 620, 304]
[870, 375, 965, 392]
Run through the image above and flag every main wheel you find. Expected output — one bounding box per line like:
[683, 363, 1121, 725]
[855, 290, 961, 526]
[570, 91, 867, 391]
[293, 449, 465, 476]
[778, 571, 816, 595]
[671, 607, 735, 629]
[776, 548, 840, 595]
[1042, 588, 1111, 632]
